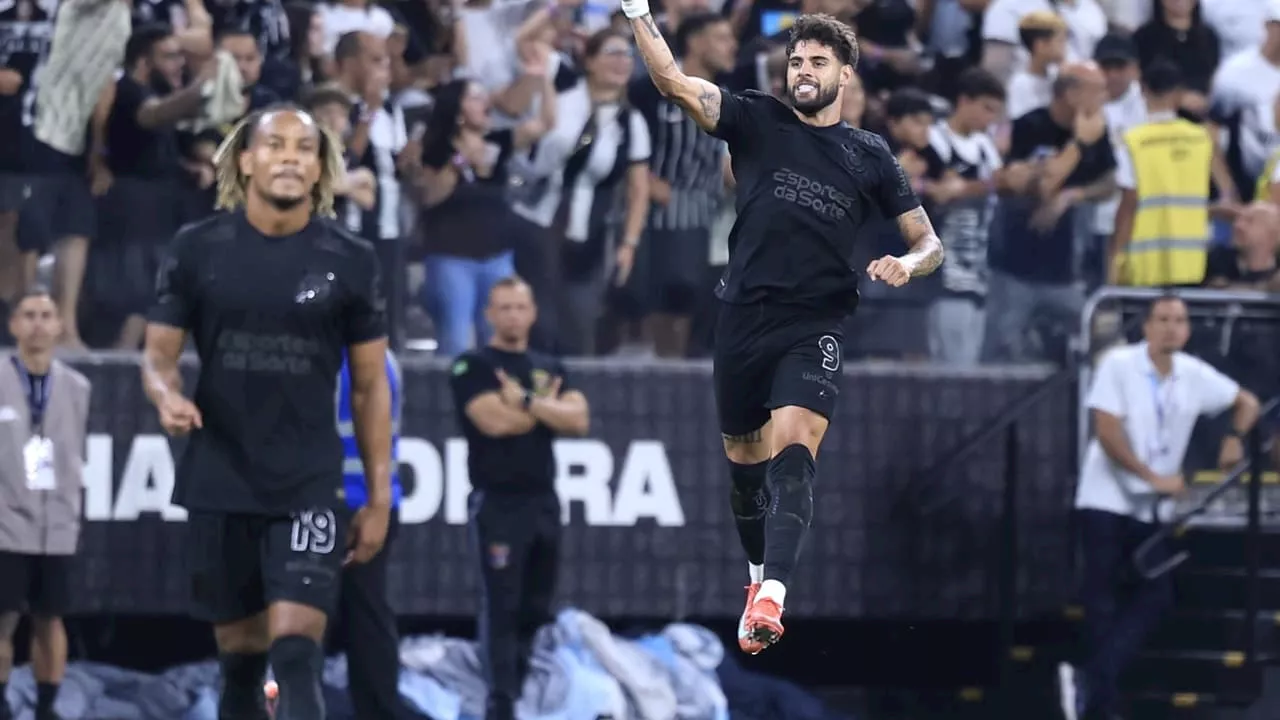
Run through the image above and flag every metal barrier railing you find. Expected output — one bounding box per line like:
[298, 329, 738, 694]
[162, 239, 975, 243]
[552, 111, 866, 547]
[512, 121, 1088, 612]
[1079, 287, 1280, 674]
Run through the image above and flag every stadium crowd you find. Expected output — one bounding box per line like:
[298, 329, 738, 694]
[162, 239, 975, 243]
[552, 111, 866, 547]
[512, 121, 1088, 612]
[0, 0, 1278, 364]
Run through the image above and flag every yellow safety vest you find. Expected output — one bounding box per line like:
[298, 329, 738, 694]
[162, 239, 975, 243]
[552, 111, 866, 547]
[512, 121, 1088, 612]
[1120, 118, 1212, 287]
[1256, 147, 1280, 202]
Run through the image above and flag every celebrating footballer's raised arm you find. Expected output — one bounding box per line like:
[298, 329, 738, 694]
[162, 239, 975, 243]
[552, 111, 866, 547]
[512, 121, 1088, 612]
[622, 0, 722, 132]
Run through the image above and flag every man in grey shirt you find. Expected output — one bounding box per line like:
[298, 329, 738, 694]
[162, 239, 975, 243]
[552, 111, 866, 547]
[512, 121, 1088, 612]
[0, 286, 91, 720]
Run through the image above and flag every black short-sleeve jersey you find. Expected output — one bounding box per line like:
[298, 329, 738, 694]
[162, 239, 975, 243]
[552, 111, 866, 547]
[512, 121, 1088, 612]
[709, 88, 921, 313]
[448, 347, 569, 496]
[149, 211, 388, 514]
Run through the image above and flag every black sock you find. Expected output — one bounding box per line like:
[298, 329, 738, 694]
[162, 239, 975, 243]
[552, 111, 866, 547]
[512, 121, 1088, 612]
[35, 682, 57, 718]
[728, 460, 770, 566]
[218, 652, 270, 720]
[762, 444, 816, 587]
[268, 636, 325, 720]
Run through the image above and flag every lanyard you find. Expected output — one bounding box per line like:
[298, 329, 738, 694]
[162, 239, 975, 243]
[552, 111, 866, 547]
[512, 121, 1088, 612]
[1148, 372, 1173, 459]
[11, 358, 51, 435]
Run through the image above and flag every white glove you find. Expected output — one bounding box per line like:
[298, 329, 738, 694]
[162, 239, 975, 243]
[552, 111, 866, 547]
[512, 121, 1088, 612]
[619, 0, 650, 19]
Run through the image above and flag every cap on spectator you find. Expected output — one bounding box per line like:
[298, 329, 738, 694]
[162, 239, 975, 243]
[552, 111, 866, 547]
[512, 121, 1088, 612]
[1269, 0, 1280, 23]
[884, 88, 935, 119]
[1093, 34, 1137, 65]
[1017, 10, 1066, 32]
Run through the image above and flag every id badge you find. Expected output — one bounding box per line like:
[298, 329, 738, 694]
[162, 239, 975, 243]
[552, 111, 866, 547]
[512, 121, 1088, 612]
[23, 437, 55, 491]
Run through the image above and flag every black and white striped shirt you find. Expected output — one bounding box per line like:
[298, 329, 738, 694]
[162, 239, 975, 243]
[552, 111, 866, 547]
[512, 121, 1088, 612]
[629, 74, 724, 232]
[513, 81, 651, 243]
[344, 98, 407, 241]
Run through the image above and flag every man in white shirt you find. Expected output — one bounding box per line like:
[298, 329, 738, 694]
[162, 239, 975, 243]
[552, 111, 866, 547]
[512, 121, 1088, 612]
[1209, 0, 1280, 201]
[1063, 294, 1260, 720]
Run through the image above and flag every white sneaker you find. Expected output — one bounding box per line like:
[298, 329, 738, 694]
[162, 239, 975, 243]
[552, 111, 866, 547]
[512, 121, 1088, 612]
[1058, 663, 1078, 720]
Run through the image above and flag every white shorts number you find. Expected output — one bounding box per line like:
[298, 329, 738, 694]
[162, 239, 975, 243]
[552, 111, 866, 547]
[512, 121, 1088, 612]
[290, 509, 337, 555]
[817, 335, 841, 372]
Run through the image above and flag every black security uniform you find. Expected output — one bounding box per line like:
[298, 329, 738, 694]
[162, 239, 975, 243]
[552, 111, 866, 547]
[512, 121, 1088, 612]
[148, 210, 387, 623]
[708, 89, 921, 434]
[448, 347, 567, 719]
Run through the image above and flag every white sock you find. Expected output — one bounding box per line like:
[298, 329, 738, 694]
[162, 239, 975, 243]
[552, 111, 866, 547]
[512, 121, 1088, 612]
[748, 563, 764, 584]
[755, 579, 786, 606]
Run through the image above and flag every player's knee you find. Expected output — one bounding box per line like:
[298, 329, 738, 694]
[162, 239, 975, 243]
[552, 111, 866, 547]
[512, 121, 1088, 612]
[769, 444, 817, 502]
[728, 461, 769, 519]
[218, 652, 269, 718]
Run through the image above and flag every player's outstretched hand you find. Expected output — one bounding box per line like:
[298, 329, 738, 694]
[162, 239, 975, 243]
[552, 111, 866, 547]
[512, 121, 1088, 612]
[157, 393, 203, 436]
[866, 255, 911, 287]
[345, 503, 391, 566]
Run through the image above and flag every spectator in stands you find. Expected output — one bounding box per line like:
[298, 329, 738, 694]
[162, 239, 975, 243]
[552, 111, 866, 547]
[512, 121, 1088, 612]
[282, 2, 331, 97]
[1085, 35, 1144, 290]
[881, 89, 935, 189]
[631, 12, 734, 358]
[319, 0, 397, 55]
[10, 0, 118, 351]
[1254, 94, 1280, 205]
[980, 0, 1107, 85]
[1134, 0, 1221, 120]
[919, 68, 1005, 366]
[853, 0, 926, 96]
[1209, 2, 1280, 203]
[1110, 61, 1214, 288]
[0, 287, 92, 720]
[461, 0, 575, 127]
[1202, 0, 1271, 60]
[1004, 10, 1066, 121]
[1067, 293, 1259, 720]
[418, 69, 555, 358]
[219, 29, 282, 111]
[89, 24, 213, 350]
[302, 83, 380, 216]
[512, 28, 650, 356]
[984, 62, 1112, 364]
[1205, 201, 1280, 289]
[917, 0, 987, 98]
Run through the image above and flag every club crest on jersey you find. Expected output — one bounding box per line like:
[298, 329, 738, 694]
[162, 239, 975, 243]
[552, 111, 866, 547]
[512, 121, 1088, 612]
[295, 272, 334, 305]
[840, 144, 864, 173]
[531, 369, 550, 395]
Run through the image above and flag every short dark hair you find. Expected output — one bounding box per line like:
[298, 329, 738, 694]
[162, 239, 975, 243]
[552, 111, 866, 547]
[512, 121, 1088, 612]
[955, 67, 1006, 103]
[885, 88, 934, 120]
[301, 83, 353, 113]
[786, 13, 859, 68]
[10, 285, 55, 317]
[124, 24, 173, 69]
[1142, 59, 1183, 96]
[334, 31, 364, 65]
[674, 12, 727, 57]
[1145, 291, 1185, 320]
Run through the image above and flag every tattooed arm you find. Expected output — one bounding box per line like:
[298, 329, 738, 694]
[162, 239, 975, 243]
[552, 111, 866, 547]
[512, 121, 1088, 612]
[895, 207, 945, 277]
[628, 15, 723, 132]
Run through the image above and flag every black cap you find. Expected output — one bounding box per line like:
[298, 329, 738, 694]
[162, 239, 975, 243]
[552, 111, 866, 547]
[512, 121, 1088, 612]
[1093, 34, 1137, 64]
